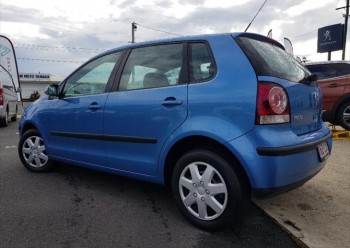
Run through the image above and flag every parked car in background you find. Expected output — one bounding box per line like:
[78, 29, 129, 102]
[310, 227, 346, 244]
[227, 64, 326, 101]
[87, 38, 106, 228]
[305, 61, 350, 130]
[18, 33, 332, 231]
[0, 65, 18, 127]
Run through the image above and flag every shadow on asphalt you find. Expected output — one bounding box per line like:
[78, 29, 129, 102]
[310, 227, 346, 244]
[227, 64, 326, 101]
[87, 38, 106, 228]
[49, 163, 301, 248]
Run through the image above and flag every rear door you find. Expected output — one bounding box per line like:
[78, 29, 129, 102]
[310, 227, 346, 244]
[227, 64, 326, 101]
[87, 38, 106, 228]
[318, 76, 346, 111]
[330, 62, 350, 103]
[306, 64, 345, 111]
[104, 43, 187, 175]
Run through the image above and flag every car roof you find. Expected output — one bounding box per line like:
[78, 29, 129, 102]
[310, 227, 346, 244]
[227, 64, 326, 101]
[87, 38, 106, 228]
[94, 32, 285, 59]
[63, 32, 285, 81]
[304, 60, 350, 66]
[103, 33, 232, 54]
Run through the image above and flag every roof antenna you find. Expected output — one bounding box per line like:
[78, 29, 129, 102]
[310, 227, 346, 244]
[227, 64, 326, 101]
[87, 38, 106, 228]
[244, 0, 268, 32]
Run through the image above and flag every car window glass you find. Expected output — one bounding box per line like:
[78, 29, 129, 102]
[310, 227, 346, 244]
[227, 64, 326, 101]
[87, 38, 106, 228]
[306, 64, 339, 80]
[165, 67, 181, 85]
[189, 43, 215, 82]
[64, 52, 121, 97]
[237, 37, 309, 82]
[0, 70, 15, 92]
[331, 63, 350, 76]
[119, 43, 183, 91]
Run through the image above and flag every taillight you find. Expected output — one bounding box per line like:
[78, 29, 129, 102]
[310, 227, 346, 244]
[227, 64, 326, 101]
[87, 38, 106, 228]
[0, 88, 3, 106]
[256, 82, 290, 124]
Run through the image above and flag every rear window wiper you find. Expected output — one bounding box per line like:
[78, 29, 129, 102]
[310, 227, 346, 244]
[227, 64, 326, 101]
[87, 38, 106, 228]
[299, 73, 318, 86]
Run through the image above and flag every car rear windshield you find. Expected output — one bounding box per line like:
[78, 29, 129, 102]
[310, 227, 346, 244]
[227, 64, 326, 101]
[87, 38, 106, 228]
[236, 37, 310, 83]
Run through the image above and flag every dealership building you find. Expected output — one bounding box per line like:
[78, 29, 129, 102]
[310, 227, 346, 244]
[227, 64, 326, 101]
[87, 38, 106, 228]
[19, 73, 63, 100]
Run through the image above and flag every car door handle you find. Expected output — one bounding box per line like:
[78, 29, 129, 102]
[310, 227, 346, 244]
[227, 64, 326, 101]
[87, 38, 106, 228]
[161, 97, 183, 106]
[329, 83, 341, 88]
[162, 97, 182, 107]
[89, 103, 102, 111]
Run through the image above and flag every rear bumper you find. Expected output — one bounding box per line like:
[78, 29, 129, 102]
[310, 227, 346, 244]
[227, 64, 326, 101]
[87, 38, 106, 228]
[252, 163, 324, 199]
[227, 123, 332, 197]
[256, 131, 332, 156]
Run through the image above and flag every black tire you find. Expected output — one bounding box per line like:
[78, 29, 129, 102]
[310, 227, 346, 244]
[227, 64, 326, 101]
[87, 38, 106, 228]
[11, 108, 17, 122]
[0, 111, 9, 127]
[336, 101, 350, 130]
[172, 149, 245, 231]
[18, 129, 54, 172]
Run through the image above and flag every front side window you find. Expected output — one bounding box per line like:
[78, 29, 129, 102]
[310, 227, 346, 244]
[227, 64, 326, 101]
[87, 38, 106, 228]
[63, 52, 121, 97]
[189, 42, 216, 82]
[119, 43, 183, 91]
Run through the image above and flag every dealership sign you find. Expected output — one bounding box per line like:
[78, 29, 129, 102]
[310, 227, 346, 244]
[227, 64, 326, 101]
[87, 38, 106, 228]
[19, 73, 51, 81]
[317, 24, 344, 53]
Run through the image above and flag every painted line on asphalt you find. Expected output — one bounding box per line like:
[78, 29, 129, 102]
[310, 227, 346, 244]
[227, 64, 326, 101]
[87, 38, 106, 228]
[5, 146, 17, 149]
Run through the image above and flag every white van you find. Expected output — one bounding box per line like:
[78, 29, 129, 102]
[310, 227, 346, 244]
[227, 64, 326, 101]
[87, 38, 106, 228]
[0, 65, 18, 127]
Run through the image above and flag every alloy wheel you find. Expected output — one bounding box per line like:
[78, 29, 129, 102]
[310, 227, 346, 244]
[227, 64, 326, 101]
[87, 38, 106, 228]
[342, 105, 350, 128]
[22, 135, 49, 168]
[178, 161, 228, 221]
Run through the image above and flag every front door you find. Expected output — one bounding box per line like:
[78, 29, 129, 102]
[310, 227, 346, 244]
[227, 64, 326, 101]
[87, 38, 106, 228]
[44, 51, 122, 166]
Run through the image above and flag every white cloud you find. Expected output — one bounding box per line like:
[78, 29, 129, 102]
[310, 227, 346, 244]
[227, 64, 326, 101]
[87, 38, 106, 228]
[285, 0, 342, 17]
[204, 0, 252, 8]
[2, 0, 122, 22]
[0, 0, 348, 75]
[1, 22, 50, 39]
[163, 2, 197, 19]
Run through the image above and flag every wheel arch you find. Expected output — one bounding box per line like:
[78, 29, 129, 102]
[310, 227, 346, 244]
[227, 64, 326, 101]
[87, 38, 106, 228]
[163, 135, 251, 194]
[20, 122, 38, 136]
[329, 93, 350, 123]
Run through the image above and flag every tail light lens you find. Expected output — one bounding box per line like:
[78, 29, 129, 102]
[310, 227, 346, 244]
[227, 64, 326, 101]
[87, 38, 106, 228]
[256, 82, 290, 124]
[0, 88, 3, 106]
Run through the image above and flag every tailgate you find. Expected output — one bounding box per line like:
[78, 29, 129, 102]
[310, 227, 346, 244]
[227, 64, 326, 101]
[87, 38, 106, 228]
[287, 82, 323, 135]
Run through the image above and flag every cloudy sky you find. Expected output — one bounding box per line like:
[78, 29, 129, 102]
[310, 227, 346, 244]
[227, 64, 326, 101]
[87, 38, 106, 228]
[0, 0, 348, 77]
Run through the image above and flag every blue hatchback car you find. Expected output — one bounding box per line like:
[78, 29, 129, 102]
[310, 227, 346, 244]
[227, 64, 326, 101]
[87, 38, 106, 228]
[18, 33, 332, 231]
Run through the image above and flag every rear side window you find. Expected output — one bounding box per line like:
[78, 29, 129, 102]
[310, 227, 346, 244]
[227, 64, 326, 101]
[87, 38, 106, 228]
[236, 37, 309, 82]
[306, 64, 340, 80]
[189, 42, 216, 82]
[331, 63, 350, 76]
[119, 43, 183, 91]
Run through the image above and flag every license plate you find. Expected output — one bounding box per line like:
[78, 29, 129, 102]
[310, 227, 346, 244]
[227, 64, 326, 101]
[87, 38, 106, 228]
[317, 142, 329, 161]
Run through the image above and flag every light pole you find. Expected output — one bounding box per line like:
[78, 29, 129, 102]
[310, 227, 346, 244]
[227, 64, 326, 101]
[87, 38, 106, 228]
[344, 0, 349, 60]
[336, 0, 349, 60]
[131, 22, 137, 43]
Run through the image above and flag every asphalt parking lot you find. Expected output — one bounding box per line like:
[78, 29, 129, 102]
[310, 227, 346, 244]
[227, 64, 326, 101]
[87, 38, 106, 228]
[1, 114, 349, 248]
[0, 121, 300, 248]
[255, 135, 350, 248]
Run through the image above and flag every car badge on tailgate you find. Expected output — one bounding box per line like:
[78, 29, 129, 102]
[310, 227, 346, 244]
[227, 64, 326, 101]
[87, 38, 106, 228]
[311, 91, 321, 106]
[293, 115, 303, 121]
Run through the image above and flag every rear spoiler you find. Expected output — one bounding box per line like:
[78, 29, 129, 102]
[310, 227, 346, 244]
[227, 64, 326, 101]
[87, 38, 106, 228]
[233, 32, 285, 50]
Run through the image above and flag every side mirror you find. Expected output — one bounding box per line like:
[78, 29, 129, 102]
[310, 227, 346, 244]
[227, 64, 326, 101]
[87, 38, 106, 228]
[45, 84, 59, 97]
[16, 87, 22, 93]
